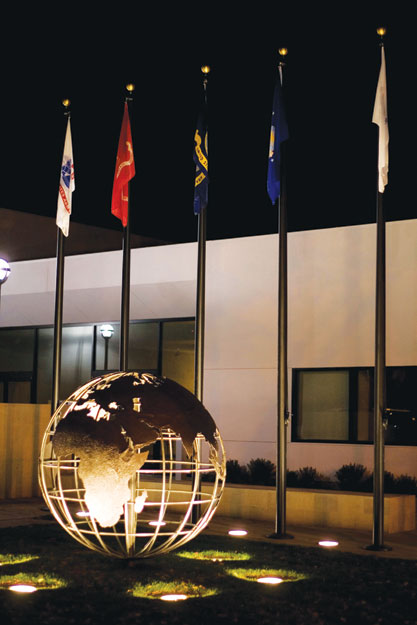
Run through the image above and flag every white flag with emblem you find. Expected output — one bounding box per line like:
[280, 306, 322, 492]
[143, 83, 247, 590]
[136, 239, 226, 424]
[56, 118, 75, 236]
[372, 46, 389, 193]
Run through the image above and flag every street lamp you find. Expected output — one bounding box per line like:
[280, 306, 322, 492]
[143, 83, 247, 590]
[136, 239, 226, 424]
[0, 258, 10, 286]
[0, 258, 11, 314]
[99, 324, 114, 370]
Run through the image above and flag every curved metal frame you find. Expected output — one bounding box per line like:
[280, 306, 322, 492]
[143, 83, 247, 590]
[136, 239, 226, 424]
[38, 375, 226, 559]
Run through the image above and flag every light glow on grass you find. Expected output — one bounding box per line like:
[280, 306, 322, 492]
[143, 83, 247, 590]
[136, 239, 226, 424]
[9, 584, 37, 593]
[318, 540, 339, 548]
[227, 568, 307, 584]
[129, 580, 218, 600]
[228, 529, 248, 537]
[0, 554, 39, 566]
[177, 550, 251, 562]
[0, 574, 67, 591]
[257, 577, 283, 585]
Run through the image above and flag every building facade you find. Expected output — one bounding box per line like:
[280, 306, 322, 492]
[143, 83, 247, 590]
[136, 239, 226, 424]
[1, 219, 416, 479]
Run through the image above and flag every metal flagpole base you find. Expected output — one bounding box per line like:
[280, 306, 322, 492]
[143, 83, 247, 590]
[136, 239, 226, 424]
[267, 532, 294, 540]
[363, 543, 392, 552]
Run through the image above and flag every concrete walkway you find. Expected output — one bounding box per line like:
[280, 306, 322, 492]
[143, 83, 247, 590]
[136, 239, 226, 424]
[0, 498, 416, 560]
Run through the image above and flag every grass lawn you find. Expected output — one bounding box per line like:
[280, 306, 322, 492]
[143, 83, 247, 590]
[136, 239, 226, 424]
[0, 523, 416, 625]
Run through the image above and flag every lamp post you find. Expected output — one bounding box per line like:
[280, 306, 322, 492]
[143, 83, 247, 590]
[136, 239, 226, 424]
[99, 324, 114, 371]
[0, 259, 11, 314]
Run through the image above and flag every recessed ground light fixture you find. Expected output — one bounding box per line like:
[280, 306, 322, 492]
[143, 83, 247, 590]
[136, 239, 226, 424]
[257, 577, 283, 585]
[148, 520, 166, 527]
[318, 540, 339, 547]
[76, 511, 91, 517]
[160, 594, 188, 601]
[9, 585, 37, 593]
[228, 529, 248, 536]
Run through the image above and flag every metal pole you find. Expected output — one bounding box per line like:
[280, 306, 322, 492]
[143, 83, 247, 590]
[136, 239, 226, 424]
[269, 50, 292, 540]
[120, 203, 131, 371]
[51, 101, 70, 415]
[192, 66, 209, 525]
[119, 86, 134, 372]
[366, 28, 391, 552]
[194, 206, 206, 402]
[51, 228, 65, 414]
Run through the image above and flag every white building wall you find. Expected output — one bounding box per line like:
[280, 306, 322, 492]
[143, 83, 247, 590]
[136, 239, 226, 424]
[2, 220, 417, 478]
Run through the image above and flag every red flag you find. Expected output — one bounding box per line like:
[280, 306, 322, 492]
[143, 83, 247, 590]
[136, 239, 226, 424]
[111, 102, 135, 226]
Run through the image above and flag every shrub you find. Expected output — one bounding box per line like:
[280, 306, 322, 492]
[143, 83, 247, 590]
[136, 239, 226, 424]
[247, 458, 276, 486]
[336, 463, 367, 491]
[286, 470, 299, 487]
[296, 466, 321, 488]
[393, 474, 417, 494]
[225, 459, 250, 484]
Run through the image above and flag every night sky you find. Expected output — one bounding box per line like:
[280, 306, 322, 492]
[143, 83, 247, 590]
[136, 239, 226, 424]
[0, 4, 414, 244]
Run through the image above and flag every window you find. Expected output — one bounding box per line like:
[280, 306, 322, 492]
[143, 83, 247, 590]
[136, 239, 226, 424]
[0, 318, 195, 404]
[292, 367, 417, 445]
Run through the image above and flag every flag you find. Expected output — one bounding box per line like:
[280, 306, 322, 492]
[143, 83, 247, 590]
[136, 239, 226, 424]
[372, 46, 389, 193]
[267, 75, 289, 204]
[111, 102, 135, 226]
[56, 118, 75, 237]
[193, 109, 208, 214]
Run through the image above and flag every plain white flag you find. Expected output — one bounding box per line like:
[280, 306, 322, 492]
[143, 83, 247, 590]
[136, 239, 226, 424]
[372, 47, 389, 193]
[56, 119, 75, 236]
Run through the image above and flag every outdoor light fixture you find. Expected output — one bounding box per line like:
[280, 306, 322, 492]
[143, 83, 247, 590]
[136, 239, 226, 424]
[76, 510, 91, 517]
[318, 540, 339, 548]
[228, 529, 248, 536]
[99, 324, 114, 339]
[160, 594, 188, 602]
[0, 259, 10, 285]
[148, 520, 166, 527]
[9, 584, 37, 593]
[99, 324, 114, 370]
[257, 577, 283, 585]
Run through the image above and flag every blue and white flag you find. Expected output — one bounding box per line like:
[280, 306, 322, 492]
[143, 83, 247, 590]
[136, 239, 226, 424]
[56, 118, 75, 236]
[267, 75, 289, 204]
[372, 46, 389, 193]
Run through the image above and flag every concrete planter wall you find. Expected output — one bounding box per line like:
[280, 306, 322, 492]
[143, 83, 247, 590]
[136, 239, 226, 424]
[208, 483, 415, 533]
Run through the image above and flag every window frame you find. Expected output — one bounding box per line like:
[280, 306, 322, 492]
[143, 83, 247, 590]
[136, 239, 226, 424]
[291, 366, 417, 446]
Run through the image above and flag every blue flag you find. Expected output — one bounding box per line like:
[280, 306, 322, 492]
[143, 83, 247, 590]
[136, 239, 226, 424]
[193, 110, 208, 214]
[267, 76, 289, 204]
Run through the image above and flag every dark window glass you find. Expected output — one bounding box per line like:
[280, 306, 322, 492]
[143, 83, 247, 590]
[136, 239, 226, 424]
[0, 329, 34, 372]
[292, 367, 417, 445]
[129, 323, 159, 371]
[37, 326, 93, 404]
[162, 320, 195, 392]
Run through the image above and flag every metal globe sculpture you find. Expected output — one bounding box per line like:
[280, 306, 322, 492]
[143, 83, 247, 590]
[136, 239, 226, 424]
[39, 372, 226, 558]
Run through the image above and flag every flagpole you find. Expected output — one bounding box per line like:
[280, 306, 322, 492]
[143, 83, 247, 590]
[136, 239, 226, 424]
[268, 49, 292, 539]
[366, 28, 391, 552]
[119, 84, 135, 372]
[192, 65, 209, 525]
[51, 99, 71, 415]
[194, 66, 209, 404]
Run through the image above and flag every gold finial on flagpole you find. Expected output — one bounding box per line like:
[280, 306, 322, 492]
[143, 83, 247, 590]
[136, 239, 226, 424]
[126, 83, 135, 93]
[62, 99, 70, 108]
[201, 65, 210, 75]
[376, 27, 386, 37]
[279, 48, 288, 57]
